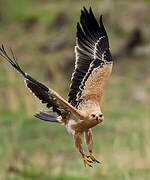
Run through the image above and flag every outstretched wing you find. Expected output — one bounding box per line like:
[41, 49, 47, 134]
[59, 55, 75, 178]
[0, 45, 83, 119]
[68, 7, 113, 108]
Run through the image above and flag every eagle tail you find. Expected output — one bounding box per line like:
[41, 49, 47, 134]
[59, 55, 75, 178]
[34, 111, 60, 123]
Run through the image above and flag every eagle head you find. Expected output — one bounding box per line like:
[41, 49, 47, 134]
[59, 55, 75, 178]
[89, 111, 104, 123]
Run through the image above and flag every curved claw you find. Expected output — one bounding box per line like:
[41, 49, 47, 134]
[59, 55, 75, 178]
[87, 154, 101, 164]
[83, 157, 93, 167]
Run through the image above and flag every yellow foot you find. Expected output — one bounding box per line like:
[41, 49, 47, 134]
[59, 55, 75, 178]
[83, 156, 93, 167]
[87, 154, 101, 164]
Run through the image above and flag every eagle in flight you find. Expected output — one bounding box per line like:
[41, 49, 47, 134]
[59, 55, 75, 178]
[0, 7, 113, 167]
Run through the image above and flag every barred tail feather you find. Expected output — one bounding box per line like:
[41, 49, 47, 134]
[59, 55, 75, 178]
[34, 111, 60, 123]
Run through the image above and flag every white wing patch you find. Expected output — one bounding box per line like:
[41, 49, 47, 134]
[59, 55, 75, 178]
[65, 120, 77, 135]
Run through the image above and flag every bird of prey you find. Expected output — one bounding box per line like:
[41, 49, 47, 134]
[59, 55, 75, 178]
[0, 7, 113, 167]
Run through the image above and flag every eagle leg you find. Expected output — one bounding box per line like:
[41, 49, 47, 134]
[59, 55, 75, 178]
[74, 132, 93, 167]
[85, 129, 101, 164]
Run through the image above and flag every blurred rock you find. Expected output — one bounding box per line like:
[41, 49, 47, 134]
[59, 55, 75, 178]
[125, 28, 143, 53]
[21, 17, 38, 32]
[134, 45, 150, 57]
[59, 56, 74, 78]
[49, 11, 70, 29]
[132, 88, 149, 103]
[39, 35, 68, 53]
[131, 2, 149, 22]
[8, 165, 20, 174]
[44, 67, 54, 81]
[113, 27, 143, 59]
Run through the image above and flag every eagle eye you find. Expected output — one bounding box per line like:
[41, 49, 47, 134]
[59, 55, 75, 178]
[91, 114, 96, 118]
[99, 114, 103, 118]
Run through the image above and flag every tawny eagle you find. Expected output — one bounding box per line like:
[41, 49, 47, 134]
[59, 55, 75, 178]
[0, 7, 113, 167]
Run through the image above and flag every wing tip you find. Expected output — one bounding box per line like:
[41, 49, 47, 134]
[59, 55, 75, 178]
[78, 6, 107, 38]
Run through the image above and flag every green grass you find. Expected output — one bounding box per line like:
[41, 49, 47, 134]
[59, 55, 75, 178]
[0, 101, 150, 179]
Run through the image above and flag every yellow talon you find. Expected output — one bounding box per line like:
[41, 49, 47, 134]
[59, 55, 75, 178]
[87, 154, 101, 163]
[83, 156, 93, 167]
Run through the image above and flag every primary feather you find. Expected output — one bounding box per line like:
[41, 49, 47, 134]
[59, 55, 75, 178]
[68, 7, 112, 108]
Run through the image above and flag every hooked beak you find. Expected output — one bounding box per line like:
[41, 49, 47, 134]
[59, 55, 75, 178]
[96, 116, 99, 121]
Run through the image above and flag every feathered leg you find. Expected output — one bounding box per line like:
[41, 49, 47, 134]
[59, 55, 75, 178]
[85, 129, 101, 163]
[74, 133, 92, 167]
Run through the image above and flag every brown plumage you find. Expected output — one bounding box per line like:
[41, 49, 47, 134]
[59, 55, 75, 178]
[0, 7, 113, 167]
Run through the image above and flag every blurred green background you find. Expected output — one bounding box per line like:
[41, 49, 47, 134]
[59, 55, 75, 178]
[0, 0, 150, 179]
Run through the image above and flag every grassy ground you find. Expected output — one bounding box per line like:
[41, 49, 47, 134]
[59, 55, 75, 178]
[0, 0, 150, 179]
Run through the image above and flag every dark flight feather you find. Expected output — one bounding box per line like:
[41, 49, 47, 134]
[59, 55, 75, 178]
[34, 111, 59, 122]
[68, 7, 112, 107]
[0, 45, 67, 118]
